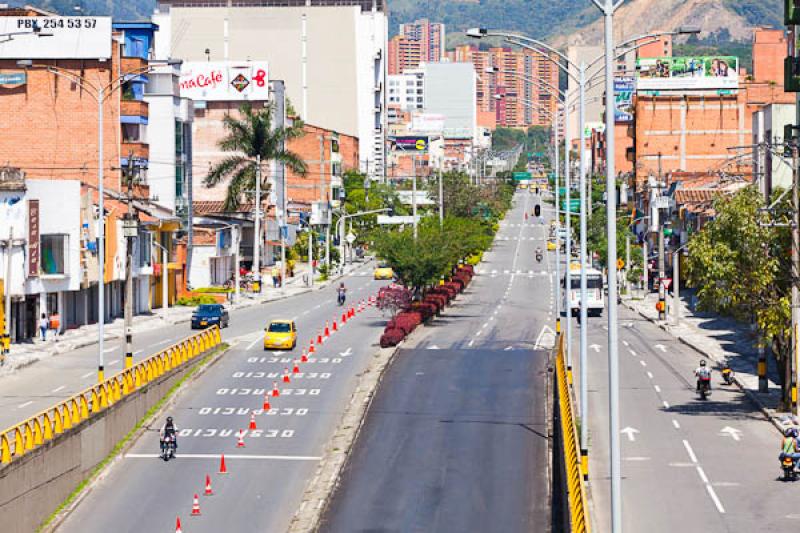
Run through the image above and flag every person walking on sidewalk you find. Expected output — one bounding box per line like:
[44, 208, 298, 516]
[39, 313, 48, 341]
[49, 311, 60, 342]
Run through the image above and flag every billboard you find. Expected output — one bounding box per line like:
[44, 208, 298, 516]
[0, 17, 111, 59]
[179, 61, 270, 101]
[636, 56, 739, 91]
[411, 113, 445, 134]
[392, 136, 429, 152]
[614, 77, 634, 123]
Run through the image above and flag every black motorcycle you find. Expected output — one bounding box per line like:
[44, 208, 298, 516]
[535, 252, 543, 263]
[697, 377, 711, 400]
[160, 434, 177, 461]
[782, 455, 797, 481]
[337, 291, 346, 306]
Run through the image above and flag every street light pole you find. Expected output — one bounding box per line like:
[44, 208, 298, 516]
[577, 61, 590, 477]
[97, 87, 106, 383]
[554, 113, 562, 335]
[253, 154, 261, 292]
[564, 99, 573, 374]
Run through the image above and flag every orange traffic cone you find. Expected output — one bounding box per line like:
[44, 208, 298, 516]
[342, 312, 347, 323]
[191, 494, 201, 516]
[309, 341, 316, 354]
[204, 474, 213, 496]
[349, 307, 355, 318]
[176, 517, 183, 533]
[283, 367, 291, 383]
[333, 320, 338, 332]
[317, 330, 324, 344]
[249, 413, 257, 430]
[324, 321, 330, 337]
[272, 381, 280, 397]
[219, 454, 228, 474]
[236, 429, 246, 448]
[293, 360, 300, 374]
[301, 349, 308, 362]
[263, 394, 271, 410]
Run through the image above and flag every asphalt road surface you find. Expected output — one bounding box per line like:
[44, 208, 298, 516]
[321, 192, 556, 533]
[578, 278, 800, 530]
[55, 263, 390, 533]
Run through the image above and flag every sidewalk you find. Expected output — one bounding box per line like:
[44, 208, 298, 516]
[624, 290, 797, 433]
[0, 259, 371, 376]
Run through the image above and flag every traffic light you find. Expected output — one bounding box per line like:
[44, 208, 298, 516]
[534, 204, 541, 217]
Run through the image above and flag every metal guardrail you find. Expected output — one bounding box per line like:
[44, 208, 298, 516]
[0, 326, 221, 465]
[555, 334, 591, 532]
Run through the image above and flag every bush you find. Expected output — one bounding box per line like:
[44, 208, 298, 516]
[176, 294, 219, 306]
[411, 302, 436, 322]
[380, 327, 406, 347]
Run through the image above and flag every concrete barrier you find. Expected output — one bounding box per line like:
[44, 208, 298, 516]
[0, 327, 222, 533]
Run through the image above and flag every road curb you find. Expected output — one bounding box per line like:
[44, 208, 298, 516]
[39, 342, 233, 533]
[621, 299, 788, 435]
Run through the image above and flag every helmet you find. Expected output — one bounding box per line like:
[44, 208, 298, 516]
[166, 416, 173, 424]
[699, 360, 706, 367]
[786, 427, 798, 438]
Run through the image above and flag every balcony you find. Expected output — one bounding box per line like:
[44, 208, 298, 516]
[121, 99, 149, 118]
[121, 141, 150, 161]
[121, 56, 148, 76]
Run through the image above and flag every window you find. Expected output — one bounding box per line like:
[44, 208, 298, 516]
[41, 234, 67, 275]
[175, 164, 185, 199]
[139, 231, 152, 267]
[331, 139, 340, 153]
[175, 122, 184, 155]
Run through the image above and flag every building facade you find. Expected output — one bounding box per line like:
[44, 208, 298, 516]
[388, 19, 445, 75]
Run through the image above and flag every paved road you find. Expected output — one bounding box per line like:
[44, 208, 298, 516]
[55, 264, 390, 533]
[0, 270, 363, 430]
[579, 296, 800, 531]
[321, 192, 556, 533]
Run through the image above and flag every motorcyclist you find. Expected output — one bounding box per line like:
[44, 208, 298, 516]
[159, 416, 178, 454]
[780, 427, 800, 464]
[694, 360, 712, 392]
[535, 247, 543, 262]
[337, 282, 347, 305]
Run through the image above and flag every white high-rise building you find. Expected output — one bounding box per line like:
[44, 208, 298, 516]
[152, 0, 387, 178]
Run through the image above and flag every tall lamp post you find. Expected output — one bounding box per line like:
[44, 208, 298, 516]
[16, 58, 181, 382]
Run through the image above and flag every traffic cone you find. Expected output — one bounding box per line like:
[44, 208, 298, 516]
[272, 381, 280, 397]
[218, 454, 228, 474]
[324, 321, 330, 337]
[283, 367, 291, 383]
[263, 394, 271, 410]
[236, 429, 246, 448]
[191, 494, 201, 516]
[309, 340, 316, 353]
[342, 312, 347, 323]
[317, 331, 323, 344]
[293, 360, 300, 374]
[249, 413, 257, 430]
[301, 349, 308, 362]
[175, 517, 183, 533]
[333, 320, 338, 332]
[349, 307, 355, 318]
[204, 474, 214, 496]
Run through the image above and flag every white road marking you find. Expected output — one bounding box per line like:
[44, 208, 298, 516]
[654, 385, 661, 393]
[639, 360, 647, 367]
[81, 371, 94, 379]
[696, 466, 709, 484]
[622, 340, 629, 347]
[302, 310, 310, 315]
[153, 339, 171, 347]
[134, 350, 143, 356]
[672, 419, 681, 430]
[17, 401, 33, 408]
[621, 427, 639, 442]
[125, 453, 321, 461]
[108, 359, 119, 366]
[654, 344, 667, 353]
[628, 349, 637, 356]
[51, 385, 66, 393]
[683, 440, 698, 463]
[103, 346, 116, 353]
[706, 485, 726, 514]
[646, 371, 653, 379]
[719, 426, 742, 442]
[247, 337, 261, 351]
[662, 400, 670, 409]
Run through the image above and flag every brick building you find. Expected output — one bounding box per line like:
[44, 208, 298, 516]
[388, 19, 445, 75]
[450, 45, 559, 129]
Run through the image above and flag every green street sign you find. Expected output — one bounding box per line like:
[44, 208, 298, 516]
[561, 199, 581, 214]
[663, 228, 674, 236]
[513, 171, 532, 181]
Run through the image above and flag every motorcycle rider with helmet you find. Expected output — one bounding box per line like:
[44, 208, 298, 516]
[694, 359, 712, 392]
[159, 416, 178, 456]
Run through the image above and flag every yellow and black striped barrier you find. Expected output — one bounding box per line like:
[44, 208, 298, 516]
[555, 334, 591, 533]
[0, 326, 221, 465]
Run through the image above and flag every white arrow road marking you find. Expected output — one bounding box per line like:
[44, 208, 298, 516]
[719, 427, 742, 442]
[621, 427, 640, 442]
[427, 345, 440, 350]
[339, 347, 353, 357]
[534, 325, 557, 349]
[504, 346, 514, 351]
[654, 344, 667, 352]
[589, 344, 600, 353]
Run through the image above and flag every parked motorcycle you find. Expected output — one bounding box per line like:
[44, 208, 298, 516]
[160, 434, 177, 461]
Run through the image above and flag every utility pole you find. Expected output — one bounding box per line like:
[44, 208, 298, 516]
[122, 155, 137, 370]
[2, 227, 12, 355]
[642, 239, 648, 294]
[438, 166, 444, 226]
[412, 155, 418, 240]
[625, 234, 630, 295]
[656, 154, 666, 321]
[320, 135, 326, 272]
[253, 154, 262, 293]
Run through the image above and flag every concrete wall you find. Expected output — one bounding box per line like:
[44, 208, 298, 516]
[0, 350, 215, 533]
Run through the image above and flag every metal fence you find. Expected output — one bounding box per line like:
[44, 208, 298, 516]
[0, 326, 221, 465]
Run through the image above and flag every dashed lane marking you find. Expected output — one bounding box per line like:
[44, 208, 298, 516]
[51, 385, 66, 393]
[17, 401, 33, 408]
[672, 419, 681, 430]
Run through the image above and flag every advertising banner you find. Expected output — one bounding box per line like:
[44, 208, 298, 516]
[636, 56, 739, 91]
[179, 61, 270, 101]
[411, 113, 446, 134]
[0, 17, 112, 59]
[28, 200, 39, 277]
[614, 77, 635, 123]
[392, 136, 429, 152]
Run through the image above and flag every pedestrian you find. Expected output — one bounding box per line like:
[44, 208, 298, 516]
[38, 313, 48, 341]
[271, 266, 279, 288]
[49, 311, 61, 341]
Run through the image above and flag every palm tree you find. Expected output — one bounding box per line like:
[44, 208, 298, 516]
[205, 102, 307, 211]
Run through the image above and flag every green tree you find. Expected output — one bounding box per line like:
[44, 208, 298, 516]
[204, 103, 307, 211]
[686, 186, 792, 407]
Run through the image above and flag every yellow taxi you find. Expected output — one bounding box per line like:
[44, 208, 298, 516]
[374, 263, 394, 280]
[264, 320, 297, 350]
[547, 239, 557, 251]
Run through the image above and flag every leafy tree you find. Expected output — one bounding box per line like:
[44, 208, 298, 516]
[686, 186, 792, 407]
[204, 103, 307, 211]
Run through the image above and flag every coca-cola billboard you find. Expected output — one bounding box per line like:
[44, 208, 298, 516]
[179, 61, 270, 101]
